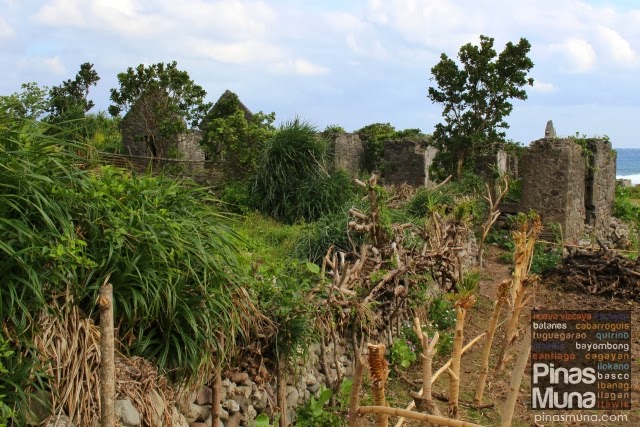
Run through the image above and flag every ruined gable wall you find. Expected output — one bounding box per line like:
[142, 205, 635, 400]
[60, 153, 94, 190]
[521, 138, 586, 243]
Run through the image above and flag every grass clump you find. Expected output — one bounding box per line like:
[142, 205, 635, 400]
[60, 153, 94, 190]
[253, 118, 355, 224]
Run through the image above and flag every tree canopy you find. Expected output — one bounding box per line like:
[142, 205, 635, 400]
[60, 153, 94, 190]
[109, 61, 209, 137]
[428, 35, 534, 179]
[47, 62, 100, 124]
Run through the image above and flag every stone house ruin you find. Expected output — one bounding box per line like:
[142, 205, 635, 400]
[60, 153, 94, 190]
[120, 90, 205, 162]
[520, 121, 616, 243]
[120, 89, 253, 163]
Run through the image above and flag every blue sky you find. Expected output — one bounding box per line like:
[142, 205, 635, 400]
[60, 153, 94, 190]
[1, 0, 639, 148]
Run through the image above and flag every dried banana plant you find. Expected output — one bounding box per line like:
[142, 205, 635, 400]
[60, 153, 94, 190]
[448, 291, 477, 419]
[496, 212, 542, 372]
[368, 343, 390, 427]
[477, 174, 509, 267]
[474, 279, 510, 406]
[500, 327, 531, 427]
[412, 318, 440, 426]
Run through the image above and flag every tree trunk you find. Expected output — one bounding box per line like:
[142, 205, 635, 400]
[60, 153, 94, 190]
[456, 155, 464, 181]
[500, 328, 531, 427]
[348, 356, 366, 427]
[448, 306, 466, 419]
[474, 281, 508, 405]
[99, 283, 115, 427]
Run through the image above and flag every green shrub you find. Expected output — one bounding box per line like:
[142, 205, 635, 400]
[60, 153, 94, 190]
[428, 296, 456, 331]
[253, 118, 354, 224]
[356, 123, 396, 172]
[614, 186, 640, 224]
[391, 336, 417, 369]
[0, 115, 251, 382]
[219, 180, 255, 214]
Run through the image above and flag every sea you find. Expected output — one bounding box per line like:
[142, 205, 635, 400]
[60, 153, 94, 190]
[616, 149, 640, 184]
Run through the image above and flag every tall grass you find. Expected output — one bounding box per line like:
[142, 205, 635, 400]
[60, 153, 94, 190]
[0, 113, 253, 414]
[253, 118, 355, 224]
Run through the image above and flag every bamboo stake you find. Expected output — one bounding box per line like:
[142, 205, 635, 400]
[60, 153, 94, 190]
[368, 344, 389, 427]
[394, 333, 485, 427]
[474, 280, 509, 405]
[359, 406, 484, 427]
[348, 356, 366, 427]
[211, 334, 224, 427]
[277, 355, 287, 427]
[99, 282, 115, 427]
[500, 327, 531, 427]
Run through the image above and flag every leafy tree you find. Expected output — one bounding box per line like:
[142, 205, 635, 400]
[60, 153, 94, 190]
[0, 82, 50, 120]
[201, 90, 275, 178]
[47, 62, 100, 124]
[428, 35, 534, 179]
[109, 61, 208, 137]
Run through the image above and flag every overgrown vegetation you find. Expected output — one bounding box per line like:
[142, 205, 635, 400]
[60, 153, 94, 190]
[0, 115, 256, 420]
[428, 35, 534, 179]
[356, 122, 430, 172]
[252, 118, 355, 224]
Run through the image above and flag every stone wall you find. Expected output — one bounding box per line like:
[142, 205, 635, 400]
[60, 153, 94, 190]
[382, 138, 427, 186]
[330, 133, 364, 175]
[584, 138, 616, 239]
[521, 138, 586, 243]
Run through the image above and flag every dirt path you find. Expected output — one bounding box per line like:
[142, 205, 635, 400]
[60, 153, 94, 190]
[373, 246, 640, 427]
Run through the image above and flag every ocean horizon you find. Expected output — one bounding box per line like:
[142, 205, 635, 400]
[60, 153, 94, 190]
[615, 148, 640, 184]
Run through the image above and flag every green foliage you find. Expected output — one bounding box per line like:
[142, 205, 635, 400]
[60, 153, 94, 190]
[294, 195, 368, 263]
[109, 61, 208, 136]
[529, 244, 563, 275]
[82, 112, 122, 152]
[220, 180, 256, 214]
[253, 118, 355, 224]
[47, 62, 100, 125]
[504, 177, 522, 203]
[321, 124, 346, 139]
[0, 82, 50, 120]
[405, 172, 486, 225]
[251, 261, 317, 363]
[0, 335, 15, 426]
[427, 296, 456, 331]
[296, 385, 345, 427]
[614, 185, 640, 225]
[458, 271, 480, 295]
[391, 336, 417, 369]
[201, 90, 276, 178]
[428, 35, 534, 179]
[357, 122, 397, 172]
[0, 115, 249, 382]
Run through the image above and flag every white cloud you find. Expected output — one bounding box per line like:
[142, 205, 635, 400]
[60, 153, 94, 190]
[189, 38, 284, 64]
[270, 59, 330, 76]
[18, 56, 67, 75]
[164, 0, 276, 37]
[531, 80, 556, 93]
[596, 25, 637, 66]
[33, 0, 86, 27]
[549, 38, 597, 73]
[0, 16, 13, 39]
